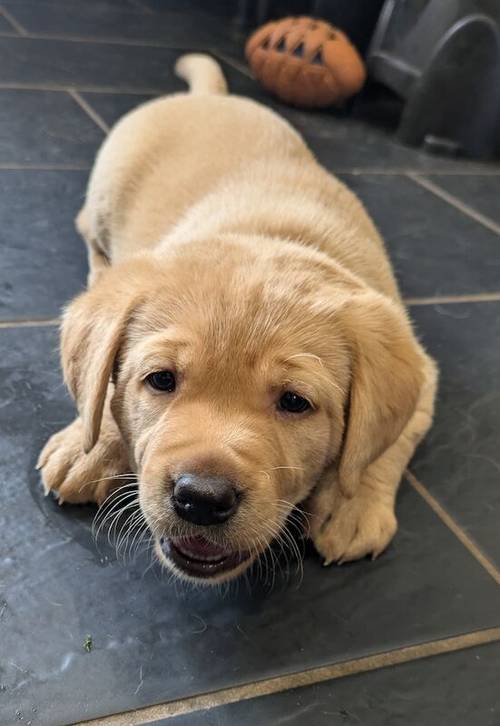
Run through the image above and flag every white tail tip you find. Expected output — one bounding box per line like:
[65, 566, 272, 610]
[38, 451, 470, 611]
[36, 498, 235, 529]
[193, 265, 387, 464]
[175, 53, 228, 95]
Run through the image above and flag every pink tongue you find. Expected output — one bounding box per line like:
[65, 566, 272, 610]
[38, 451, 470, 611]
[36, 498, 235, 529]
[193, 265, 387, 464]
[178, 536, 229, 558]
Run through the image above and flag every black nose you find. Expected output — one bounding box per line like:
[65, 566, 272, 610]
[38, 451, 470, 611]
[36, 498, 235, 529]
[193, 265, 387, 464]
[172, 473, 239, 526]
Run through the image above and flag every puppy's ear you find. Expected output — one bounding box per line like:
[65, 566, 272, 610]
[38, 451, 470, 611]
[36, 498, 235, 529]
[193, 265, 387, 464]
[337, 292, 424, 498]
[61, 267, 146, 453]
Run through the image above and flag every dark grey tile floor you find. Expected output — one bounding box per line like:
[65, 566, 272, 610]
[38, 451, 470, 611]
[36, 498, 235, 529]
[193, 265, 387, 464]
[1, 1, 236, 50]
[157, 643, 500, 726]
[0, 170, 87, 319]
[0, 2, 499, 726]
[157, 641, 500, 726]
[0, 12, 16, 34]
[0, 89, 103, 165]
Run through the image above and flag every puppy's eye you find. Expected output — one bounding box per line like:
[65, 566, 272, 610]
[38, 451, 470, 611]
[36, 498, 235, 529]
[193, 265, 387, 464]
[278, 391, 311, 414]
[145, 370, 176, 392]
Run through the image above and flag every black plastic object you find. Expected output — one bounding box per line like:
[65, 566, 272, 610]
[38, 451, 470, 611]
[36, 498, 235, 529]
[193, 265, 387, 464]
[368, 0, 500, 159]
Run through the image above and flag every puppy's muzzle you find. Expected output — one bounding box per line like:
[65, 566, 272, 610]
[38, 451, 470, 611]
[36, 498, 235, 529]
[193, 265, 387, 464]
[172, 473, 240, 526]
[159, 473, 249, 581]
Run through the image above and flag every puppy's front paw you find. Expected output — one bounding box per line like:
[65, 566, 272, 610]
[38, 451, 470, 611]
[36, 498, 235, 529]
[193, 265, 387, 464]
[310, 493, 397, 565]
[37, 418, 131, 505]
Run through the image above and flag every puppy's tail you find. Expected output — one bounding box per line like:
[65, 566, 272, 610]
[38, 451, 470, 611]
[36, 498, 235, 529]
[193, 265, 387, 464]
[175, 53, 228, 95]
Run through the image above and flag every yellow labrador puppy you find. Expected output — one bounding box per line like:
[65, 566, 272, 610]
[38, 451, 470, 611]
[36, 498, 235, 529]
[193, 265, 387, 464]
[38, 55, 437, 584]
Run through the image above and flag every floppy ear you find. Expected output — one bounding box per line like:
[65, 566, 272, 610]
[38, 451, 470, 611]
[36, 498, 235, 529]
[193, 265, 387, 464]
[60, 262, 149, 453]
[337, 292, 424, 499]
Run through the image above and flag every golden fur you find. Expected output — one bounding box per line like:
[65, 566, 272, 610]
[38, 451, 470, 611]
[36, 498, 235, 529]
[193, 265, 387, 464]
[38, 55, 437, 583]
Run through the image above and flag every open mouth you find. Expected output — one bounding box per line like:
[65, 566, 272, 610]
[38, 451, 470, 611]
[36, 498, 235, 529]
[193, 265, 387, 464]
[160, 535, 250, 579]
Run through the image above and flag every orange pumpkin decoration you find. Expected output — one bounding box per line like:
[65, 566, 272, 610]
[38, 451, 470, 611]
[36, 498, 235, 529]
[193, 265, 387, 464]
[245, 16, 366, 108]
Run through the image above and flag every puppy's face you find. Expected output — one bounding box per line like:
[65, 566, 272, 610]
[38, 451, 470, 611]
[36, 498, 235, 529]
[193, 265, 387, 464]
[62, 238, 422, 584]
[112, 289, 348, 583]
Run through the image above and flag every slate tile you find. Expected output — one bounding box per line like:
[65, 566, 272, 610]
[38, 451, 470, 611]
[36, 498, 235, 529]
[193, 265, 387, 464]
[0, 37, 186, 92]
[161, 641, 500, 726]
[0, 12, 18, 33]
[339, 174, 500, 298]
[410, 301, 500, 567]
[424, 174, 500, 226]
[2, 0, 236, 49]
[0, 89, 102, 164]
[0, 170, 87, 319]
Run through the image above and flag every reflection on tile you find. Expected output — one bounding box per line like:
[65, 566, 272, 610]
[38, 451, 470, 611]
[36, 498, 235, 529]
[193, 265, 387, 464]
[0, 170, 87, 319]
[1, 328, 499, 725]
[160, 641, 500, 726]
[340, 174, 500, 298]
[411, 301, 500, 567]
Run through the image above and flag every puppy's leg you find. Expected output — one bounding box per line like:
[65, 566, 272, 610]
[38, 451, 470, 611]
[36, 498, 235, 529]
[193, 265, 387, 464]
[37, 403, 132, 506]
[75, 206, 110, 287]
[308, 358, 437, 564]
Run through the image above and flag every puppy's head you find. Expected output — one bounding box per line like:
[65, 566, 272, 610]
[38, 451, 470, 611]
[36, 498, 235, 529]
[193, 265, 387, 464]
[62, 238, 424, 584]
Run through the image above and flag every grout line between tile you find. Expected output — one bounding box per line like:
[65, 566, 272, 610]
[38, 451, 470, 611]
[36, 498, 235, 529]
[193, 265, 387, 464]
[68, 89, 110, 134]
[0, 3, 27, 35]
[0, 81, 161, 95]
[339, 168, 500, 176]
[75, 627, 500, 725]
[407, 471, 500, 586]
[405, 292, 500, 306]
[415, 169, 500, 176]
[406, 172, 500, 236]
[0, 29, 208, 49]
[0, 318, 59, 329]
